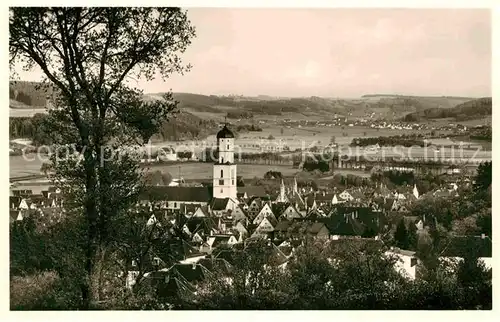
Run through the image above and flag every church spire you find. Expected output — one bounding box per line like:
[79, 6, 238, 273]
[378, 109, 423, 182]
[277, 178, 287, 203]
[413, 184, 419, 199]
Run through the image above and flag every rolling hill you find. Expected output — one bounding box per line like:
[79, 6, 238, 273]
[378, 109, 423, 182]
[402, 97, 492, 122]
[9, 81, 483, 122]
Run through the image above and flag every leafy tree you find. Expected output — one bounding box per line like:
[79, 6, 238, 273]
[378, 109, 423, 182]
[264, 170, 282, 179]
[10, 7, 195, 309]
[161, 172, 173, 186]
[474, 161, 492, 194]
[407, 222, 418, 251]
[394, 219, 409, 249]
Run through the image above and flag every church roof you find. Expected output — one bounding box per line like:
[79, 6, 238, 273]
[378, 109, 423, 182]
[216, 124, 234, 139]
[140, 186, 212, 203]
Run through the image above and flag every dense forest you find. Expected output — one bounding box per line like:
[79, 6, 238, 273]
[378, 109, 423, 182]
[9, 81, 57, 107]
[9, 111, 219, 144]
[403, 97, 492, 122]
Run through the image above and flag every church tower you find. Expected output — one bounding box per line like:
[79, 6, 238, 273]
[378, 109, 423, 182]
[213, 123, 237, 200]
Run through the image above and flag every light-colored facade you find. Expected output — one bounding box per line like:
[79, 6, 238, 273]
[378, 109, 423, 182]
[213, 126, 238, 200]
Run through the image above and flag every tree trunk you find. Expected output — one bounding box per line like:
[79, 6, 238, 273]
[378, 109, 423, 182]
[82, 151, 99, 309]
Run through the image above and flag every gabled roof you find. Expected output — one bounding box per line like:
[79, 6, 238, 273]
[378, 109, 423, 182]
[9, 210, 20, 222]
[184, 217, 215, 235]
[320, 214, 365, 236]
[305, 196, 316, 207]
[350, 190, 365, 200]
[210, 198, 230, 211]
[197, 257, 233, 275]
[315, 193, 335, 202]
[274, 220, 293, 232]
[206, 234, 236, 248]
[213, 249, 237, 265]
[262, 215, 278, 228]
[238, 186, 267, 198]
[180, 203, 201, 214]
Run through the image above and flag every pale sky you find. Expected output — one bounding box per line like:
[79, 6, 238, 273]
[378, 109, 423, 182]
[14, 8, 491, 98]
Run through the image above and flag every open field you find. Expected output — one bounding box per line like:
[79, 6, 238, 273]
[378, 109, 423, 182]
[10, 108, 47, 117]
[145, 162, 300, 180]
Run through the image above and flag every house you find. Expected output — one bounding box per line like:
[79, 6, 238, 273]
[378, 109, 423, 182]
[192, 206, 209, 218]
[323, 210, 365, 237]
[140, 263, 213, 300]
[339, 190, 354, 201]
[182, 217, 217, 239]
[273, 220, 330, 240]
[10, 196, 21, 210]
[9, 210, 24, 223]
[280, 204, 302, 220]
[252, 203, 276, 225]
[438, 235, 492, 269]
[231, 205, 248, 222]
[332, 194, 344, 205]
[385, 248, 420, 280]
[233, 221, 249, 239]
[247, 197, 264, 219]
[180, 203, 203, 218]
[315, 192, 335, 206]
[18, 198, 31, 210]
[210, 197, 238, 216]
[200, 234, 239, 253]
[372, 184, 392, 199]
[252, 216, 278, 238]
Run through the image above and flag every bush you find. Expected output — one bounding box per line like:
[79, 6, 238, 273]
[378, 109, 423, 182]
[10, 271, 81, 310]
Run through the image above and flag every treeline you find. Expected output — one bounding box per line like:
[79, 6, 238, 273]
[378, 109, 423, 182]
[155, 111, 218, 141]
[199, 149, 289, 163]
[469, 126, 492, 141]
[351, 135, 425, 147]
[302, 157, 330, 172]
[227, 111, 253, 119]
[9, 114, 53, 145]
[10, 111, 218, 145]
[235, 124, 262, 132]
[403, 97, 492, 122]
[371, 170, 416, 186]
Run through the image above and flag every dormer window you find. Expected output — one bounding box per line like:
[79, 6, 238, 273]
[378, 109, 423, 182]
[153, 257, 160, 266]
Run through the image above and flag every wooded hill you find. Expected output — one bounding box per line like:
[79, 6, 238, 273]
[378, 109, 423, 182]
[402, 97, 492, 122]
